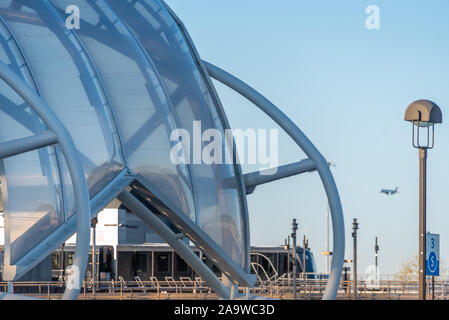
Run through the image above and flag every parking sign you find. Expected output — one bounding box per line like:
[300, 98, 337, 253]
[426, 233, 439, 276]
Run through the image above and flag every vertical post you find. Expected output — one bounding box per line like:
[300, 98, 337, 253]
[302, 235, 309, 284]
[375, 236, 379, 269]
[61, 243, 65, 280]
[326, 202, 330, 275]
[286, 236, 290, 290]
[291, 219, 298, 300]
[91, 217, 97, 295]
[114, 245, 118, 281]
[387, 280, 391, 300]
[432, 276, 435, 300]
[352, 218, 359, 300]
[419, 148, 427, 300]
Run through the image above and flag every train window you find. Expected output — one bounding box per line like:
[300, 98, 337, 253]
[135, 253, 147, 273]
[68, 253, 74, 266]
[156, 254, 169, 273]
[51, 254, 59, 270]
[251, 255, 257, 263]
[175, 254, 188, 273]
[281, 253, 289, 274]
[99, 247, 113, 273]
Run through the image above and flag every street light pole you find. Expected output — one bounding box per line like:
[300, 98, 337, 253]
[404, 99, 442, 300]
[326, 201, 330, 274]
[352, 218, 358, 300]
[375, 236, 379, 269]
[91, 217, 98, 295]
[303, 235, 308, 279]
[291, 219, 298, 300]
[284, 237, 290, 292]
[418, 148, 427, 300]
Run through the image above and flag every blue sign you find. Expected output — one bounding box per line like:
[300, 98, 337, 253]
[426, 233, 439, 276]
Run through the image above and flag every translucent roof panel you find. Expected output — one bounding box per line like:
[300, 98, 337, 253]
[0, 17, 64, 264]
[49, 0, 196, 222]
[107, 0, 247, 267]
[0, 1, 126, 216]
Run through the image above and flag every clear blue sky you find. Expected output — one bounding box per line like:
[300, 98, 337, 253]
[165, 0, 449, 275]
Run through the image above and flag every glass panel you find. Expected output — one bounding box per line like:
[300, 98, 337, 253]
[0, 1, 125, 221]
[107, 0, 246, 267]
[0, 18, 63, 264]
[49, 0, 195, 221]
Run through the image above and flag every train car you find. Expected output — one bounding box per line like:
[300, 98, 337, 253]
[49, 244, 319, 283]
[51, 245, 114, 282]
[117, 244, 227, 282]
[50, 244, 221, 282]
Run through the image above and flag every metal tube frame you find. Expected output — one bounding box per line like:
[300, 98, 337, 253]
[243, 159, 316, 194]
[203, 61, 345, 300]
[0, 62, 91, 300]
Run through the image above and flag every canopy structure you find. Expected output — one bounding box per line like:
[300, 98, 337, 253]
[0, 0, 345, 300]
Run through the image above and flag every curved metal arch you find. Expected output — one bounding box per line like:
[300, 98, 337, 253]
[0, 62, 90, 300]
[203, 61, 345, 300]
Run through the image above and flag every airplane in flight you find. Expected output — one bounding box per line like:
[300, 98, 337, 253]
[379, 187, 399, 195]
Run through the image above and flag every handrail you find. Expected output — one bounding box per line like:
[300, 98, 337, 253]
[203, 61, 345, 300]
[0, 62, 90, 300]
[250, 253, 279, 281]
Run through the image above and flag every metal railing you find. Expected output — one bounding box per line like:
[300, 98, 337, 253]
[1, 273, 448, 300]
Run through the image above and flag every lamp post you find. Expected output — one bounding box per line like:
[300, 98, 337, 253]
[91, 216, 98, 294]
[404, 99, 442, 300]
[352, 218, 359, 300]
[375, 237, 379, 270]
[291, 219, 298, 299]
[284, 236, 290, 291]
